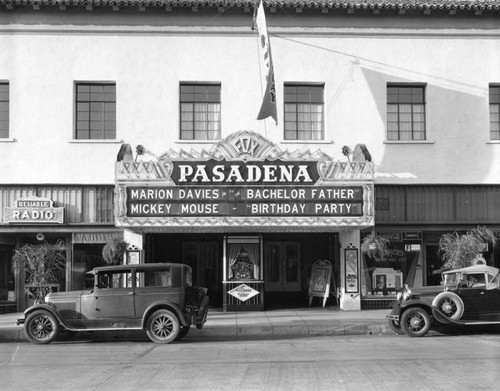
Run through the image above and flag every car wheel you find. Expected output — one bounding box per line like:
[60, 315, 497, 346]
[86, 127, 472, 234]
[401, 308, 431, 337]
[388, 319, 403, 334]
[146, 309, 180, 344]
[432, 292, 464, 320]
[175, 326, 190, 341]
[25, 310, 60, 344]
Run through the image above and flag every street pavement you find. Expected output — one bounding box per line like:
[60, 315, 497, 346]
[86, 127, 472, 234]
[0, 306, 393, 342]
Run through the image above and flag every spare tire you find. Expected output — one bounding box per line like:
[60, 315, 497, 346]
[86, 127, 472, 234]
[432, 291, 464, 320]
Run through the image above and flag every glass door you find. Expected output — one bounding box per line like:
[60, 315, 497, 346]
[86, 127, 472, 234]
[264, 242, 301, 292]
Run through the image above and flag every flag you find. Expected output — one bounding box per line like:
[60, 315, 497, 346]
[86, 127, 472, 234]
[255, 1, 277, 125]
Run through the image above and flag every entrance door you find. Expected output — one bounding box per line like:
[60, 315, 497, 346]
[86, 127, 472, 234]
[264, 242, 301, 292]
[182, 242, 221, 304]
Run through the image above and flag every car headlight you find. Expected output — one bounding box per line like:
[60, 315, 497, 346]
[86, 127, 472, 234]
[402, 286, 412, 301]
[396, 292, 402, 301]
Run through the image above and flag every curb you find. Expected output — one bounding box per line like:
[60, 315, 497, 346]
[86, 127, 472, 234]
[0, 322, 393, 343]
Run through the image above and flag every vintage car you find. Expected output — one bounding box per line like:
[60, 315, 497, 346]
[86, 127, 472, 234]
[387, 264, 500, 337]
[17, 263, 209, 344]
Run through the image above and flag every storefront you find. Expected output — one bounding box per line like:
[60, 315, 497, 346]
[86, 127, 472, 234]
[115, 131, 375, 311]
[0, 187, 121, 311]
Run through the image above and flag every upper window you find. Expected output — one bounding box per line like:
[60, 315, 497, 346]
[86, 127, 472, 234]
[489, 84, 500, 140]
[180, 83, 221, 140]
[284, 84, 324, 140]
[387, 84, 426, 141]
[75, 83, 116, 140]
[0, 82, 9, 138]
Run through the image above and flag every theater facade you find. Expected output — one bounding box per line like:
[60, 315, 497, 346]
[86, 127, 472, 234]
[115, 131, 374, 311]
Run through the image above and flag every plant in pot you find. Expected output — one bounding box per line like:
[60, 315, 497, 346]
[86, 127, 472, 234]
[102, 238, 129, 265]
[361, 232, 390, 261]
[439, 226, 496, 270]
[12, 240, 67, 304]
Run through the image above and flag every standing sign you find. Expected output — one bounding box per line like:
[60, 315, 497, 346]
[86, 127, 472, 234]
[308, 260, 332, 307]
[345, 246, 359, 293]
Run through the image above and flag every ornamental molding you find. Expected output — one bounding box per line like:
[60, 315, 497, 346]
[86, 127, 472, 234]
[116, 130, 374, 183]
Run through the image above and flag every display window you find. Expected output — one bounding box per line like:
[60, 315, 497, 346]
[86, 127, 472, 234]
[361, 232, 422, 298]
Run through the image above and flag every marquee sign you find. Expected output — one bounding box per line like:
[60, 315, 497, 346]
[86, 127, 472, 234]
[4, 196, 64, 224]
[115, 131, 375, 231]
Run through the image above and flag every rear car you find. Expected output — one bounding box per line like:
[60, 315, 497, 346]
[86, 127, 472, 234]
[17, 263, 209, 344]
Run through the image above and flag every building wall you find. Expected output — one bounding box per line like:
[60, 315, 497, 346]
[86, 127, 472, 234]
[0, 9, 499, 185]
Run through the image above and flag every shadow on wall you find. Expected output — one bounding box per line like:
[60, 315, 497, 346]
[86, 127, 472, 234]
[360, 66, 494, 184]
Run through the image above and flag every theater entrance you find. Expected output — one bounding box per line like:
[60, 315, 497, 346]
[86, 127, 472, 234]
[264, 241, 303, 308]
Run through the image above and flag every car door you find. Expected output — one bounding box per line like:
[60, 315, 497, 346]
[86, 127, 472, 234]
[456, 273, 489, 320]
[90, 269, 135, 319]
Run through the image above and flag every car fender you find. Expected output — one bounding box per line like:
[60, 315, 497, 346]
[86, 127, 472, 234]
[400, 299, 432, 312]
[23, 304, 73, 330]
[141, 301, 188, 328]
[399, 301, 434, 322]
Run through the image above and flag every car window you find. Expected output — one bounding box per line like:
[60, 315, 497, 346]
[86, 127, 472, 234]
[460, 273, 486, 288]
[84, 273, 95, 290]
[137, 269, 172, 287]
[97, 271, 131, 288]
[185, 266, 192, 286]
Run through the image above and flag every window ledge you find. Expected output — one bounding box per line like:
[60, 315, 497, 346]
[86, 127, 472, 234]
[487, 140, 500, 144]
[175, 140, 218, 144]
[0, 138, 16, 143]
[69, 139, 123, 144]
[384, 140, 435, 144]
[280, 140, 333, 144]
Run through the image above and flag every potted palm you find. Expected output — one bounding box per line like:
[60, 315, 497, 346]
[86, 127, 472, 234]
[12, 240, 67, 304]
[361, 232, 390, 261]
[439, 226, 496, 270]
[102, 238, 128, 265]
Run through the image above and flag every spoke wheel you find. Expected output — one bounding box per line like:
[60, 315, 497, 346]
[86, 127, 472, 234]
[388, 319, 403, 334]
[401, 308, 431, 338]
[146, 309, 180, 344]
[25, 310, 59, 344]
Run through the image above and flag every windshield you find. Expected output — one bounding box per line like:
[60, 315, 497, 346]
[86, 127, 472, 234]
[442, 272, 459, 288]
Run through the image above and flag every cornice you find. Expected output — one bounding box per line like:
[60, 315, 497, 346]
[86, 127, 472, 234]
[1, 0, 500, 14]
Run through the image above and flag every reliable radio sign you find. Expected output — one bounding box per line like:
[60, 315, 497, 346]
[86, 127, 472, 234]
[4, 196, 64, 224]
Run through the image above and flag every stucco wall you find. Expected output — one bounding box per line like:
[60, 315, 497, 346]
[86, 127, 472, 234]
[1, 10, 499, 185]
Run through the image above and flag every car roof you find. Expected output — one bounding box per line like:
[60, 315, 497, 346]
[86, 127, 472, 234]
[442, 265, 499, 276]
[92, 263, 187, 272]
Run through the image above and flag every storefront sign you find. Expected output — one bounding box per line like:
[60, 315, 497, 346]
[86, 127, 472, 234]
[4, 196, 64, 224]
[228, 284, 260, 302]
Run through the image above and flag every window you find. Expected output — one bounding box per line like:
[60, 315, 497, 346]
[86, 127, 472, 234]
[180, 83, 221, 140]
[387, 84, 426, 141]
[75, 83, 116, 140]
[284, 84, 324, 140]
[137, 269, 172, 288]
[0, 82, 9, 138]
[489, 84, 500, 140]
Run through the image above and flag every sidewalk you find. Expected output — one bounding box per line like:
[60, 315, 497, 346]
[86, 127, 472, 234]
[0, 307, 393, 342]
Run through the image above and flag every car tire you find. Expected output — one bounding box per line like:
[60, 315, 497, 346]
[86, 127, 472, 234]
[175, 326, 190, 341]
[388, 319, 403, 334]
[146, 309, 180, 344]
[401, 307, 431, 337]
[24, 310, 60, 344]
[432, 291, 464, 320]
